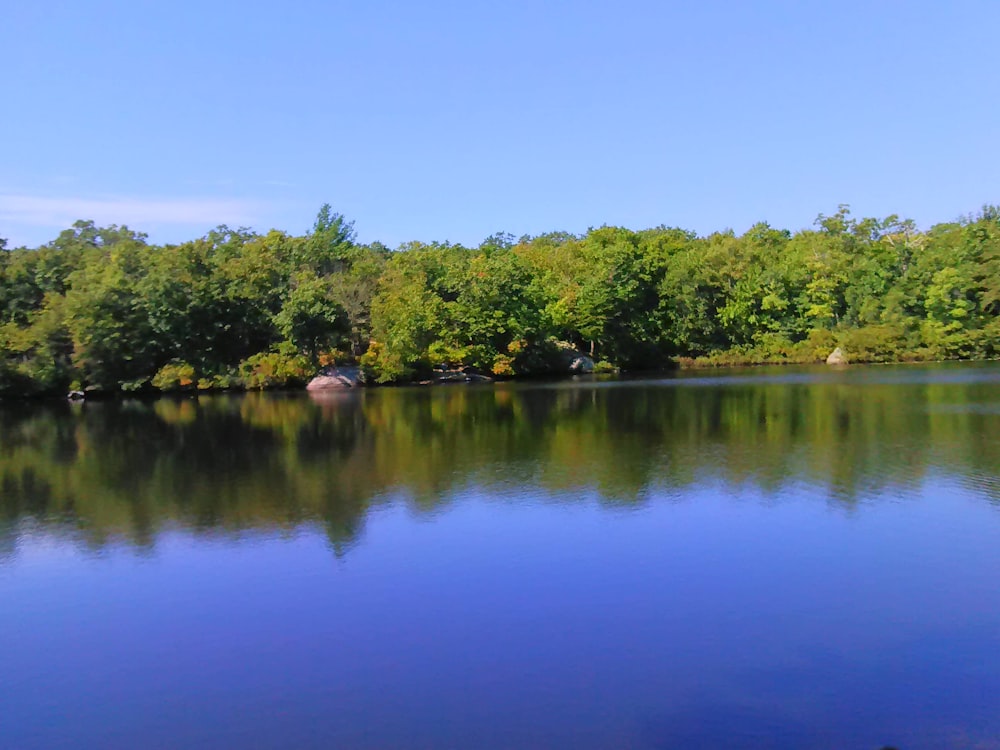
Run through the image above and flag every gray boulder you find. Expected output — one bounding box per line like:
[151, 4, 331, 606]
[555, 341, 594, 373]
[826, 347, 848, 365]
[306, 366, 363, 390]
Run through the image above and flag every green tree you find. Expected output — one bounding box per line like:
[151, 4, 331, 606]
[452, 249, 547, 372]
[63, 241, 160, 389]
[274, 272, 350, 362]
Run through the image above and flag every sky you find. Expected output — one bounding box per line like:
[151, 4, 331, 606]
[2, 0, 998, 248]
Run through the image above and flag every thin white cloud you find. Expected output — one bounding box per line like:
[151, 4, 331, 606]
[0, 194, 261, 229]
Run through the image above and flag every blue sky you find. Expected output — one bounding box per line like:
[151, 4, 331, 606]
[2, 0, 997, 248]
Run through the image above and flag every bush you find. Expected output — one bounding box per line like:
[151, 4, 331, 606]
[201, 370, 241, 390]
[491, 354, 515, 376]
[975, 318, 1000, 358]
[239, 348, 314, 390]
[426, 340, 473, 369]
[918, 320, 975, 360]
[803, 329, 837, 360]
[152, 361, 197, 391]
[836, 325, 908, 363]
[360, 341, 410, 384]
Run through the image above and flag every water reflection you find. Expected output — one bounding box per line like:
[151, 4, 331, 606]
[1, 364, 999, 558]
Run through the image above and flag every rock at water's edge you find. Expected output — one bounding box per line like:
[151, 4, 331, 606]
[554, 341, 594, 373]
[306, 366, 362, 390]
[826, 347, 848, 365]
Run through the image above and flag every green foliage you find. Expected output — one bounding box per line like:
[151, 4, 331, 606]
[0, 292, 75, 394]
[239, 346, 313, 390]
[63, 241, 160, 388]
[452, 250, 547, 370]
[360, 340, 408, 384]
[365, 248, 455, 381]
[836, 325, 909, 363]
[1, 203, 999, 395]
[273, 272, 349, 362]
[152, 361, 197, 391]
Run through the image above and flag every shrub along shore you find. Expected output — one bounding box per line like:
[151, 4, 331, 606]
[1, 204, 998, 397]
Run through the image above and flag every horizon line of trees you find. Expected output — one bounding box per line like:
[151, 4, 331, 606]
[1, 203, 998, 396]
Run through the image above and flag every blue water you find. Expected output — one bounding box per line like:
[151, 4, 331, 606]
[2, 364, 999, 749]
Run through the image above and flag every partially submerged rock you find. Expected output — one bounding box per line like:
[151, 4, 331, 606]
[425, 368, 493, 385]
[555, 341, 595, 373]
[306, 366, 363, 390]
[826, 347, 848, 365]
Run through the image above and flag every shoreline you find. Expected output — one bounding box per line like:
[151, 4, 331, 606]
[3, 355, 999, 402]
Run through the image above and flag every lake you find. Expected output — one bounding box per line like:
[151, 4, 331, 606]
[2, 363, 1000, 749]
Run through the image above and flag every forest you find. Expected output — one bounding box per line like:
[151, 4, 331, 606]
[1, 204, 998, 396]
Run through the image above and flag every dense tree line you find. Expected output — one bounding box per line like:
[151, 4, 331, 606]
[1, 204, 998, 395]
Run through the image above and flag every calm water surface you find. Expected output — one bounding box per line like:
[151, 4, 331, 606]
[2, 363, 1000, 749]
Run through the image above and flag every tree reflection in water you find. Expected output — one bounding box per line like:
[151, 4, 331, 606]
[2, 364, 999, 557]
